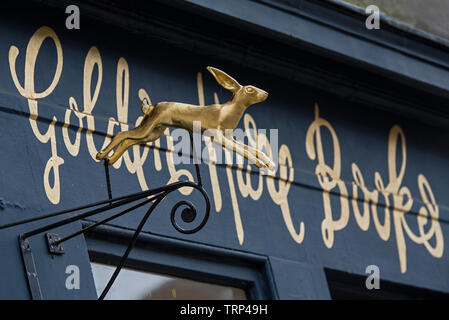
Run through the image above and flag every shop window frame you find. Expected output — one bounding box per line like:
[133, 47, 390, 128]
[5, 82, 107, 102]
[84, 222, 278, 300]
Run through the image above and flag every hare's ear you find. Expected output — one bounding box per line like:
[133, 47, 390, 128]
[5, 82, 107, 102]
[207, 66, 241, 93]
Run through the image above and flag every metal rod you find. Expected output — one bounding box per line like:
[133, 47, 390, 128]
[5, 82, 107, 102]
[0, 198, 121, 230]
[99, 193, 166, 300]
[0, 181, 196, 231]
[104, 160, 112, 203]
[190, 132, 202, 187]
[53, 194, 161, 246]
[0, 191, 147, 230]
[20, 188, 164, 240]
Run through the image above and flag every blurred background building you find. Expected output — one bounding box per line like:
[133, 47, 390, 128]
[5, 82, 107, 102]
[343, 0, 449, 39]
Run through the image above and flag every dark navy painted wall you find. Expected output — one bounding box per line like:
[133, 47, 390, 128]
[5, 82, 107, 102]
[0, 1, 448, 299]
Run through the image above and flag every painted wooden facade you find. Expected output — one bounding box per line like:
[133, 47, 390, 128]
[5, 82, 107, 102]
[0, 0, 448, 299]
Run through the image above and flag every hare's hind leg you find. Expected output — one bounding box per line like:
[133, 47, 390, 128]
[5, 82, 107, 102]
[97, 111, 164, 161]
[107, 138, 137, 165]
[96, 131, 131, 160]
[105, 126, 167, 165]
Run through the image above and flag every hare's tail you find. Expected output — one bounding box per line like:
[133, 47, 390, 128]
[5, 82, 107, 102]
[140, 98, 155, 116]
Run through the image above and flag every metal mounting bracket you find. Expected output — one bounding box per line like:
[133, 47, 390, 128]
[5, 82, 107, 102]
[18, 235, 43, 300]
[2, 133, 210, 300]
[46, 233, 65, 255]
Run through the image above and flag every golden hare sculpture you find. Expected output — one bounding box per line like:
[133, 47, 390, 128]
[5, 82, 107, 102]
[96, 67, 275, 170]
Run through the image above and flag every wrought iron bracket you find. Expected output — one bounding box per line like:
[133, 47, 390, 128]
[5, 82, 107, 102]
[18, 235, 42, 300]
[1, 133, 210, 300]
[46, 233, 65, 255]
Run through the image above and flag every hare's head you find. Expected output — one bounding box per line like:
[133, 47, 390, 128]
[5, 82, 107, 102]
[207, 66, 268, 106]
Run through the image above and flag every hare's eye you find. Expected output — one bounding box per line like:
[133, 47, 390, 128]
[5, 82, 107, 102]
[245, 87, 255, 94]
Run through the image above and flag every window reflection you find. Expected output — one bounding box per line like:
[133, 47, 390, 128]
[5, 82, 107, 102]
[91, 262, 247, 300]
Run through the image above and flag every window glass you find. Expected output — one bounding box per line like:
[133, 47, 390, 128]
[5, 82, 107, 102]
[91, 262, 247, 300]
[325, 268, 449, 300]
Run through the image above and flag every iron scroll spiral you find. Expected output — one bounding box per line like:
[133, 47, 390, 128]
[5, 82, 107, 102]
[162, 181, 211, 235]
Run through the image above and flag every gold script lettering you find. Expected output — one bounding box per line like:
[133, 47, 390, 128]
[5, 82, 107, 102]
[9, 26, 64, 204]
[9, 27, 444, 273]
[306, 104, 444, 273]
[305, 103, 350, 248]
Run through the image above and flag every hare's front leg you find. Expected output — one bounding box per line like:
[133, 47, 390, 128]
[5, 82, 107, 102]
[212, 132, 268, 169]
[229, 137, 275, 170]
